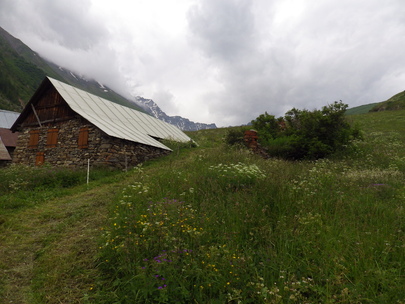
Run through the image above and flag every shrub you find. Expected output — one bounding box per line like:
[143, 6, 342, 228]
[252, 101, 362, 160]
[249, 112, 283, 142]
[224, 127, 249, 147]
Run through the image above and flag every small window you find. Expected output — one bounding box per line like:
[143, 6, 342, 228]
[46, 128, 59, 148]
[28, 130, 40, 149]
[35, 152, 44, 166]
[78, 127, 89, 149]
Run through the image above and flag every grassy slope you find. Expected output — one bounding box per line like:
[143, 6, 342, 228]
[0, 173, 130, 303]
[0, 111, 404, 303]
[370, 90, 405, 112]
[345, 103, 379, 115]
[0, 187, 106, 302]
[0, 35, 46, 110]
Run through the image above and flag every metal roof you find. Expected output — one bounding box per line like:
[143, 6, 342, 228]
[47, 77, 192, 151]
[0, 110, 20, 128]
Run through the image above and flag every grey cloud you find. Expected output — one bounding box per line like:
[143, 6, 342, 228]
[187, 0, 405, 125]
[38, 1, 107, 50]
[187, 0, 256, 62]
[0, 0, 107, 50]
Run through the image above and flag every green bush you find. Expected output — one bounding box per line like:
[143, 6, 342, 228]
[252, 101, 362, 160]
[261, 135, 298, 158]
[248, 112, 283, 142]
[224, 127, 249, 147]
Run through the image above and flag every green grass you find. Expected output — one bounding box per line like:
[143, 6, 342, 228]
[92, 111, 404, 303]
[0, 165, 121, 214]
[1, 110, 404, 303]
[370, 90, 405, 112]
[345, 103, 379, 115]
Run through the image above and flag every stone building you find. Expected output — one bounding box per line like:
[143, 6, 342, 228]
[11, 77, 192, 169]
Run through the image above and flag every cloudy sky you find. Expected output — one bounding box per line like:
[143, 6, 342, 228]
[1, 0, 405, 127]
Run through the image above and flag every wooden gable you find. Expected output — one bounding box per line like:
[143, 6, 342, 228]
[12, 78, 76, 131]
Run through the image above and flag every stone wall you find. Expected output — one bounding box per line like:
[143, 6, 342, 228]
[13, 116, 170, 169]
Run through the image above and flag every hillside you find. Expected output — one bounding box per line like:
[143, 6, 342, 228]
[345, 102, 379, 115]
[370, 90, 405, 112]
[0, 27, 47, 111]
[0, 110, 404, 303]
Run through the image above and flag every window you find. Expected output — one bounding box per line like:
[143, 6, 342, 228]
[78, 127, 89, 149]
[46, 128, 59, 148]
[35, 152, 44, 166]
[28, 130, 40, 148]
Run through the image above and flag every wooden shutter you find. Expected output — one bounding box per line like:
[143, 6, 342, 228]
[46, 128, 59, 148]
[28, 130, 40, 148]
[78, 127, 89, 149]
[35, 152, 44, 166]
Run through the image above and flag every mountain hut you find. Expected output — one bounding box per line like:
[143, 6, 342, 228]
[10, 77, 192, 169]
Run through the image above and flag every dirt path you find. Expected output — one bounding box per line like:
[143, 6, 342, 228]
[0, 183, 121, 303]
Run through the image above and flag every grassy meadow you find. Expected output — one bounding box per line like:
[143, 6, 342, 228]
[0, 110, 404, 303]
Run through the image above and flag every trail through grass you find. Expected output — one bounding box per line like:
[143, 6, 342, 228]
[0, 180, 123, 303]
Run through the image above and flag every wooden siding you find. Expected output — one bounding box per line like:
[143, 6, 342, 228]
[22, 86, 76, 128]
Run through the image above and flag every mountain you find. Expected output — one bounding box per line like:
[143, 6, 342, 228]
[0, 27, 216, 131]
[136, 97, 216, 131]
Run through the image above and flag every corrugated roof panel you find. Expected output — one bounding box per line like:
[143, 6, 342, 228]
[112, 106, 147, 133]
[77, 110, 167, 148]
[137, 111, 170, 137]
[0, 110, 20, 129]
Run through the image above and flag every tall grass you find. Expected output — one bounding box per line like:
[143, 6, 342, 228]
[0, 164, 121, 212]
[92, 111, 405, 303]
